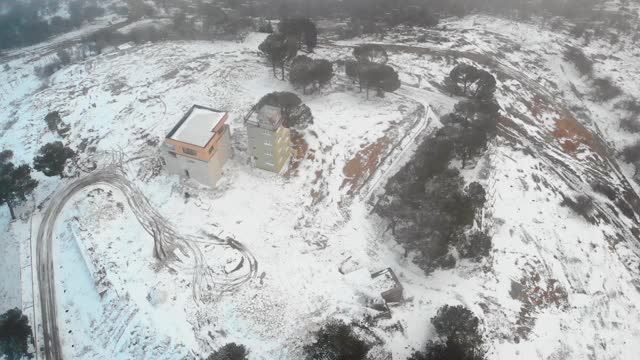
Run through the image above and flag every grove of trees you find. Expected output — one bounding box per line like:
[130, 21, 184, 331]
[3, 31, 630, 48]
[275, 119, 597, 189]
[259, 33, 298, 80]
[0, 1, 107, 51]
[258, 17, 319, 80]
[375, 64, 498, 273]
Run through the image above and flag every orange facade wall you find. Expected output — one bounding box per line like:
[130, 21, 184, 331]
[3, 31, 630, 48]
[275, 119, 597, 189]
[165, 115, 228, 162]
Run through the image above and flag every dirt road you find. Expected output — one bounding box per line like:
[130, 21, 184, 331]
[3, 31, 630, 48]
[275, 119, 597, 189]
[36, 155, 257, 360]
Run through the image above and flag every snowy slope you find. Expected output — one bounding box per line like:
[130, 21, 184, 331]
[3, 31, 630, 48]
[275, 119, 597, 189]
[2, 12, 640, 360]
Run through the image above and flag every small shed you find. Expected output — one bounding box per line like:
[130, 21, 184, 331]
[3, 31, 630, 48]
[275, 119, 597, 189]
[370, 268, 404, 304]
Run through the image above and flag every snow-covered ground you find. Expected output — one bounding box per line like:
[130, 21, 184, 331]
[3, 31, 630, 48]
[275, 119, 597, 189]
[2, 12, 640, 360]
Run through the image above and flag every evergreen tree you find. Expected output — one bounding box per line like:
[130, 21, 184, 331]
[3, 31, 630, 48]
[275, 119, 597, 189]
[258, 33, 297, 80]
[446, 64, 496, 100]
[33, 141, 75, 178]
[289, 56, 334, 94]
[206, 343, 248, 360]
[431, 305, 482, 350]
[353, 44, 388, 64]
[0, 160, 38, 220]
[303, 321, 370, 360]
[279, 17, 318, 52]
[359, 63, 401, 98]
[0, 308, 32, 360]
[257, 92, 313, 129]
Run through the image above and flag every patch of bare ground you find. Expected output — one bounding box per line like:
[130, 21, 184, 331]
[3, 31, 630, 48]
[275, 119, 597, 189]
[552, 111, 604, 157]
[284, 129, 311, 178]
[525, 95, 605, 158]
[341, 136, 392, 196]
[510, 265, 568, 341]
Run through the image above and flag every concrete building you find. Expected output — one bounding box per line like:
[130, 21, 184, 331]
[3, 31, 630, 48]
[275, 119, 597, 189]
[161, 105, 232, 187]
[371, 268, 404, 304]
[245, 105, 292, 173]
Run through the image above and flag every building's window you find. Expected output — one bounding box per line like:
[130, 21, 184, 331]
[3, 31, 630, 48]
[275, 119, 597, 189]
[265, 150, 273, 157]
[264, 139, 272, 146]
[208, 146, 215, 154]
[265, 162, 274, 167]
[263, 129, 271, 136]
[182, 147, 197, 156]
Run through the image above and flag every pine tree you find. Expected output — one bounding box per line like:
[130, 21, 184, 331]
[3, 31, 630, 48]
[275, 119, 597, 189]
[206, 343, 248, 360]
[33, 141, 75, 178]
[0, 308, 32, 360]
[303, 320, 370, 360]
[0, 160, 38, 220]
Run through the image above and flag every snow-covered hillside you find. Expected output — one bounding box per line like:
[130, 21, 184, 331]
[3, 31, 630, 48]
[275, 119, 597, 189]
[2, 11, 640, 360]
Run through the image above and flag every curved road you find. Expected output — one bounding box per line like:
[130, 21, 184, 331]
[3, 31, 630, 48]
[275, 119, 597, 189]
[36, 158, 257, 360]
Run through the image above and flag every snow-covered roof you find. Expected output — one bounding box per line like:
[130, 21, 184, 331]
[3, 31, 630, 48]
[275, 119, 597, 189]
[167, 105, 227, 147]
[370, 268, 402, 293]
[246, 105, 284, 130]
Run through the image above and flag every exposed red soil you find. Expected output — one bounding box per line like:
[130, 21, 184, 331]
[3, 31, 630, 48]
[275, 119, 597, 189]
[340, 135, 392, 195]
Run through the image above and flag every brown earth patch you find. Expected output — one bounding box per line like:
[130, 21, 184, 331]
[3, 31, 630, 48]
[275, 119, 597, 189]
[285, 129, 310, 178]
[340, 135, 392, 195]
[552, 111, 604, 157]
[529, 95, 554, 119]
[511, 268, 568, 340]
[526, 95, 605, 158]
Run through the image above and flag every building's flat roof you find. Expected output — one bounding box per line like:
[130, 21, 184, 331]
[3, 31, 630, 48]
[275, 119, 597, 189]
[245, 104, 283, 130]
[168, 105, 226, 147]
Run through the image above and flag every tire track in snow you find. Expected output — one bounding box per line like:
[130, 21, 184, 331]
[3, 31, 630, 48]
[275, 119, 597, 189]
[36, 153, 257, 360]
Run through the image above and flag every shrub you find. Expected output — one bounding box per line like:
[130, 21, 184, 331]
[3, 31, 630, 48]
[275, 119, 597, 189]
[36, 59, 64, 78]
[620, 118, 640, 133]
[459, 231, 492, 260]
[257, 19, 273, 33]
[590, 181, 617, 201]
[303, 321, 370, 360]
[56, 49, 72, 65]
[44, 111, 62, 131]
[561, 194, 594, 218]
[563, 46, 593, 76]
[592, 78, 622, 102]
[622, 142, 640, 163]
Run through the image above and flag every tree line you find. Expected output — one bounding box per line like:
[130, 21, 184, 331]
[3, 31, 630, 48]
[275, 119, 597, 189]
[375, 63, 499, 274]
[0, 1, 107, 52]
[258, 19, 402, 99]
[204, 304, 486, 360]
